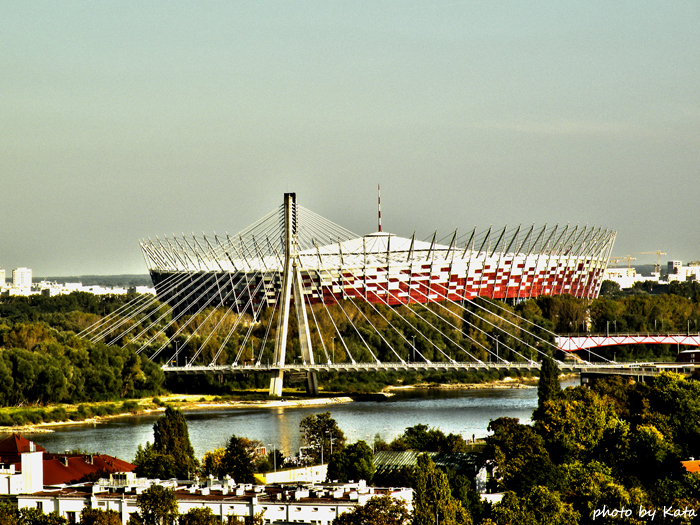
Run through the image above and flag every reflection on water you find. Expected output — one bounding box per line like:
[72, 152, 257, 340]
[15, 383, 572, 463]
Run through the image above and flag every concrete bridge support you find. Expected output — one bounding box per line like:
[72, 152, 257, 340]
[269, 193, 318, 396]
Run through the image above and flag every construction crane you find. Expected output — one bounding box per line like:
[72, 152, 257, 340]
[608, 256, 636, 269]
[634, 251, 667, 275]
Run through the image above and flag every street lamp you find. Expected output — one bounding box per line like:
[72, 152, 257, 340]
[326, 430, 335, 457]
[412, 336, 416, 362]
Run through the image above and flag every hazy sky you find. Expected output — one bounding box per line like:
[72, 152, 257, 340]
[2, 1, 699, 276]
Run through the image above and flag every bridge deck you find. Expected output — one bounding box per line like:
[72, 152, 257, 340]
[162, 361, 637, 375]
[556, 333, 700, 351]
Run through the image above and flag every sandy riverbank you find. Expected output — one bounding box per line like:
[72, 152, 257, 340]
[0, 394, 356, 434]
[1, 374, 578, 434]
[388, 376, 536, 390]
[389, 372, 579, 391]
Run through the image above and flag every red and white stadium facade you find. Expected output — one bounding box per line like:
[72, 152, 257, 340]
[140, 202, 616, 315]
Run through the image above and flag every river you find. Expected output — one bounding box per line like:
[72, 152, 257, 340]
[11, 383, 576, 464]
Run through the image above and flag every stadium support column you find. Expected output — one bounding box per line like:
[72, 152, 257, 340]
[269, 193, 318, 397]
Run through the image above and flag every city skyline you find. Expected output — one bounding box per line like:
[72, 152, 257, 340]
[2, 2, 699, 276]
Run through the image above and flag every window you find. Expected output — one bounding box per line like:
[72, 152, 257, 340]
[66, 512, 76, 523]
[36, 502, 43, 511]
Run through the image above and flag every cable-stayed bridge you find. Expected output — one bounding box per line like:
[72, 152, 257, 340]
[79, 193, 618, 395]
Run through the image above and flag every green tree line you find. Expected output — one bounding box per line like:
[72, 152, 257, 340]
[481, 359, 700, 524]
[3, 287, 700, 405]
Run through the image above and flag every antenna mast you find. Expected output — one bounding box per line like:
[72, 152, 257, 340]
[378, 184, 382, 232]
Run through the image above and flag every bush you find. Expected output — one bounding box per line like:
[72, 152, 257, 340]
[121, 400, 140, 414]
[49, 407, 67, 422]
[9, 413, 25, 426]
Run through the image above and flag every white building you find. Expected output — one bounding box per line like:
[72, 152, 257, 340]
[667, 261, 700, 283]
[0, 445, 44, 496]
[11, 268, 32, 290]
[8, 474, 412, 525]
[0, 268, 5, 288]
[37, 282, 155, 297]
[603, 267, 659, 290]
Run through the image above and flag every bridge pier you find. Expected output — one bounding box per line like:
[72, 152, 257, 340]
[268, 193, 318, 397]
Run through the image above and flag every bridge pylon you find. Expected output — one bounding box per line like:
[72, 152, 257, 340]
[269, 193, 319, 396]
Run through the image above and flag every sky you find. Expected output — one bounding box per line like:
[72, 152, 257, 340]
[2, 1, 699, 276]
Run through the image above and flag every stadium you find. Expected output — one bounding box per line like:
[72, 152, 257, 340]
[140, 194, 617, 317]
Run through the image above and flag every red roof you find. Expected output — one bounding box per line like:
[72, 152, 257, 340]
[0, 433, 46, 459]
[0, 433, 135, 486]
[682, 460, 700, 473]
[43, 453, 136, 485]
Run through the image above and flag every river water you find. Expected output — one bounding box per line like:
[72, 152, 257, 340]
[12, 383, 567, 464]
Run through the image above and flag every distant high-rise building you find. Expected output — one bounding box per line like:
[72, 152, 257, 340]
[668, 260, 683, 275]
[12, 267, 32, 289]
[0, 268, 5, 288]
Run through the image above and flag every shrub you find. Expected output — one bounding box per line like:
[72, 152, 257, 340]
[49, 407, 67, 422]
[121, 400, 140, 414]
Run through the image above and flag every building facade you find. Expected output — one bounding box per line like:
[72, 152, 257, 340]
[9, 475, 412, 525]
[667, 261, 700, 283]
[11, 268, 32, 290]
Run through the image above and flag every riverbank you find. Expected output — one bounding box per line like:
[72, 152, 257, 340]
[0, 374, 575, 434]
[0, 394, 356, 434]
[388, 376, 537, 390]
[388, 373, 579, 391]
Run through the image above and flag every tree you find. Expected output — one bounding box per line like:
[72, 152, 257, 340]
[135, 484, 179, 525]
[599, 280, 621, 297]
[536, 387, 620, 464]
[80, 508, 122, 525]
[327, 440, 375, 483]
[0, 503, 20, 525]
[299, 412, 346, 464]
[134, 407, 199, 479]
[153, 407, 199, 477]
[413, 453, 471, 525]
[490, 487, 579, 525]
[391, 424, 467, 453]
[334, 495, 411, 525]
[534, 356, 560, 421]
[178, 508, 218, 525]
[224, 512, 265, 525]
[134, 443, 177, 480]
[220, 434, 257, 483]
[560, 460, 647, 522]
[201, 448, 226, 478]
[485, 417, 558, 495]
[17, 508, 67, 525]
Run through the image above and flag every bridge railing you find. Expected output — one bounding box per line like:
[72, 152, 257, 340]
[161, 360, 640, 375]
[558, 332, 700, 338]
